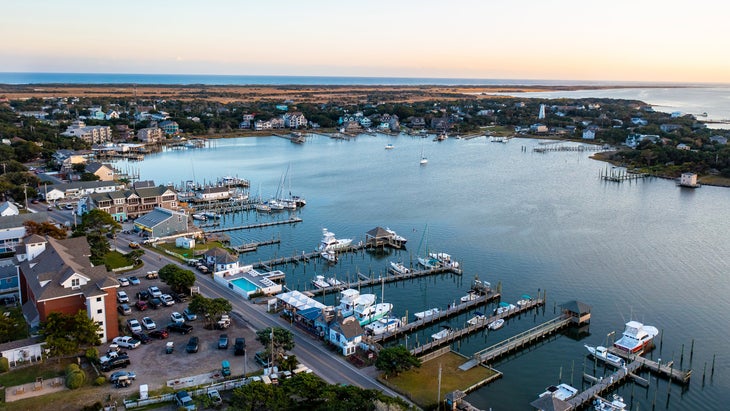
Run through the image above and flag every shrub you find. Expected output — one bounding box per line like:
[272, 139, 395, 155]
[0, 356, 8, 372]
[85, 347, 99, 363]
[65, 363, 86, 389]
[94, 376, 106, 386]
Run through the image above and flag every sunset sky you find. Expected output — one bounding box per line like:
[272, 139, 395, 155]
[2, 0, 729, 83]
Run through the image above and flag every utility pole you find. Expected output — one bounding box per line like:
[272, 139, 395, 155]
[23, 184, 28, 209]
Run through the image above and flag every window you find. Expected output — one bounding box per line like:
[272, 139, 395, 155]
[71, 278, 80, 287]
[97, 309, 102, 314]
[96, 297, 102, 302]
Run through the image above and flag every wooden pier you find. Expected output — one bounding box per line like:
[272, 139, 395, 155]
[408, 298, 544, 356]
[608, 347, 692, 384]
[460, 314, 572, 370]
[599, 168, 651, 183]
[232, 237, 281, 253]
[533, 144, 608, 153]
[203, 217, 302, 233]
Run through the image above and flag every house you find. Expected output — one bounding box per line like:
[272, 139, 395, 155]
[270, 118, 285, 129]
[196, 186, 230, 202]
[677, 143, 690, 151]
[530, 123, 548, 134]
[625, 134, 661, 149]
[17, 236, 120, 342]
[137, 127, 164, 143]
[254, 120, 272, 130]
[61, 121, 112, 144]
[175, 237, 195, 249]
[87, 184, 178, 221]
[204, 247, 239, 273]
[105, 110, 119, 120]
[582, 128, 596, 140]
[284, 112, 307, 129]
[0, 210, 50, 255]
[41, 181, 123, 202]
[660, 124, 682, 133]
[709, 135, 727, 145]
[52, 149, 93, 172]
[409, 117, 426, 128]
[328, 315, 364, 356]
[115, 125, 133, 140]
[133, 207, 188, 238]
[0, 202, 19, 217]
[0, 261, 20, 302]
[158, 120, 179, 135]
[630, 117, 648, 126]
[679, 172, 699, 187]
[18, 111, 47, 119]
[84, 162, 116, 181]
[0, 336, 46, 367]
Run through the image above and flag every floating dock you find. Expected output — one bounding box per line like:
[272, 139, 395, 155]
[306, 266, 463, 297]
[203, 217, 302, 233]
[409, 298, 545, 356]
[231, 237, 281, 253]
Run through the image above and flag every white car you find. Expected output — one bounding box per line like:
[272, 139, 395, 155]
[148, 286, 162, 298]
[160, 294, 175, 306]
[141, 316, 156, 330]
[118, 277, 130, 287]
[113, 335, 141, 349]
[127, 318, 142, 333]
[170, 312, 184, 324]
[117, 290, 129, 303]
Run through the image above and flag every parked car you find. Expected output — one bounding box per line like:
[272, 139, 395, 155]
[160, 294, 175, 306]
[136, 290, 150, 301]
[175, 293, 190, 303]
[218, 334, 229, 349]
[167, 322, 194, 335]
[148, 286, 162, 298]
[128, 276, 141, 285]
[145, 271, 158, 279]
[132, 332, 151, 344]
[127, 319, 142, 333]
[142, 237, 160, 244]
[109, 371, 136, 384]
[208, 389, 222, 406]
[234, 337, 246, 355]
[149, 329, 169, 339]
[135, 300, 148, 311]
[100, 354, 130, 372]
[128, 242, 140, 249]
[185, 336, 199, 353]
[117, 304, 132, 315]
[175, 390, 196, 411]
[170, 312, 184, 324]
[141, 316, 156, 330]
[183, 307, 197, 321]
[254, 351, 271, 367]
[148, 297, 163, 309]
[118, 277, 130, 287]
[112, 336, 141, 349]
[117, 290, 129, 303]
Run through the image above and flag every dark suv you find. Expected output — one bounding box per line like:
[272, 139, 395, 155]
[234, 337, 246, 355]
[218, 334, 229, 349]
[167, 322, 194, 334]
[186, 336, 199, 353]
[100, 354, 131, 371]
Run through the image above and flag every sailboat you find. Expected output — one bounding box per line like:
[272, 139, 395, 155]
[419, 145, 428, 165]
[416, 224, 439, 268]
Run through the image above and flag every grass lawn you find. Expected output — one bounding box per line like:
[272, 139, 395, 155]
[379, 351, 496, 409]
[103, 250, 133, 270]
[155, 241, 228, 260]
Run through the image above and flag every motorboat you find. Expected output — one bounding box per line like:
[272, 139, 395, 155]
[494, 302, 517, 315]
[385, 143, 394, 149]
[385, 227, 407, 244]
[291, 195, 306, 207]
[364, 317, 402, 335]
[321, 250, 337, 264]
[417, 256, 441, 269]
[460, 291, 479, 303]
[414, 308, 439, 320]
[593, 394, 627, 410]
[326, 277, 343, 288]
[516, 294, 533, 306]
[192, 214, 207, 221]
[431, 326, 453, 340]
[429, 252, 459, 268]
[337, 289, 360, 317]
[488, 318, 505, 330]
[311, 275, 330, 289]
[354, 302, 393, 326]
[318, 228, 353, 252]
[538, 383, 578, 401]
[389, 261, 410, 274]
[585, 344, 625, 368]
[255, 203, 271, 213]
[613, 321, 659, 353]
[267, 199, 285, 210]
[467, 311, 487, 326]
[202, 212, 221, 219]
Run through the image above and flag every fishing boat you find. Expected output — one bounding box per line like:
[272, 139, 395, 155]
[384, 227, 407, 244]
[337, 289, 361, 317]
[414, 308, 439, 320]
[429, 252, 459, 268]
[354, 302, 393, 326]
[321, 250, 337, 264]
[538, 383, 578, 401]
[585, 344, 625, 368]
[385, 143, 394, 149]
[460, 291, 479, 303]
[311, 275, 330, 289]
[318, 228, 353, 252]
[192, 214, 207, 221]
[467, 311, 487, 326]
[431, 326, 453, 340]
[364, 317, 402, 335]
[516, 294, 533, 306]
[326, 277, 343, 288]
[389, 261, 410, 274]
[593, 394, 627, 410]
[488, 318, 505, 330]
[613, 321, 659, 353]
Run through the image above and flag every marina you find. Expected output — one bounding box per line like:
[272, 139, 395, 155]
[203, 216, 303, 233]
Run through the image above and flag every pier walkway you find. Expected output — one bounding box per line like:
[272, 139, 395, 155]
[410, 298, 545, 357]
[567, 361, 643, 408]
[608, 347, 692, 384]
[533, 145, 607, 153]
[203, 217, 302, 233]
[460, 315, 571, 370]
[232, 237, 281, 253]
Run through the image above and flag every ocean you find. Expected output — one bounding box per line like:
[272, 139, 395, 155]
[113, 134, 730, 410]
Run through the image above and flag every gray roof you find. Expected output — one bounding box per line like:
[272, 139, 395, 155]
[530, 395, 572, 411]
[85, 162, 114, 174]
[134, 207, 180, 228]
[46, 180, 119, 192]
[366, 227, 390, 238]
[560, 300, 591, 315]
[331, 316, 363, 339]
[204, 247, 237, 264]
[0, 212, 49, 230]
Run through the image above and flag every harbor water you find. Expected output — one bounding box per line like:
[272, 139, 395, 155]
[119, 134, 730, 410]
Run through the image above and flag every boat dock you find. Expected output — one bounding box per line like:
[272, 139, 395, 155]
[608, 347, 692, 384]
[272, 132, 306, 144]
[203, 217, 303, 233]
[305, 266, 465, 297]
[460, 314, 572, 370]
[408, 298, 545, 356]
[232, 237, 281, 253]
[533, 144, 607, 153]
[599, 168, 651, 183]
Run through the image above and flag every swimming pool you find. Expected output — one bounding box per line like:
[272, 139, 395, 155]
[230, 277, 259, 293]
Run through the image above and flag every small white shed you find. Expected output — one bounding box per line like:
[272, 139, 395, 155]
[175, 237, 195, 249]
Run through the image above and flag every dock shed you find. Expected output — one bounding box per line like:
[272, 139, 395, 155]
[365, 226, 406, 249]
[560, 300, 591, 325]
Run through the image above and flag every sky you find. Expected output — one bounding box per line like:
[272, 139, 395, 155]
[1, 0, 729, 83]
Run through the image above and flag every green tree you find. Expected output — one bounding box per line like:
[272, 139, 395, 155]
[187, 294, 232, 327]
[40, 311, 101, 359]
[72, 163, 87, 173]
[80, 172, 100, 181]
[230, 380, 289, 411]
[256, 327, 295, 366]
[24, 220, 68, 240]
[72, 209, 120, 264]
[374, 345, 421, 378]
[65, 363, 86, 389]
[158, 264, 196, 294]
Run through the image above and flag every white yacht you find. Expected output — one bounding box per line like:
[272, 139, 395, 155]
[488, 319, 505, 330]
[321, 250, 337, 264]
[318, 228, 353, 252]
[467, 311, 487, 326]
[429, 252, 459, 268]
[431, 326, 453, 340]
[585, 344, 625, 368]
[414, 308, 440, 320]
[337, 289, 361, 317]
[311, 275, 330, 289]
[538, 383, 578, 401]
[364, 317, 402, 335]
[255, 203, 271, 213]
[389, 261, 410, 274]
[385, 227, 408, 244]
[326, 277, 343, 288]
[354, 302, 392, 326]
[460, 291, 479, 303]
[613, 321, 659, 353]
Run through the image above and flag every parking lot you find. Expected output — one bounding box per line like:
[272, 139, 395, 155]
[104, 268, 265, 396]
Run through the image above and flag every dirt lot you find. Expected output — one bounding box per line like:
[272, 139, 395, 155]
[102, 272, 265, 398]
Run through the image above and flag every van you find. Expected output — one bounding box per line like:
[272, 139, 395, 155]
[261, 375, 272, 385]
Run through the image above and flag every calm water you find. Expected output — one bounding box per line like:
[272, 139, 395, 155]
[117, 134, 730, 410]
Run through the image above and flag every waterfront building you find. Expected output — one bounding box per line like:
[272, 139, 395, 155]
[61, 120, 112, 144]
[42, 180, 124, 202]
[582, 128, 596, 140]
[85, 162, 117, 181]
[133, 207, 188, 238]
[137, 127, 164, 143]
[284, 112, 308, 129]
[195, 186, 230, 202]
[328, 315, 364, 356]
[86, 184, 178, 221]
[158, 120, 179, 135]
[0, 213, 50, 255]
[679, 172, 698, 187]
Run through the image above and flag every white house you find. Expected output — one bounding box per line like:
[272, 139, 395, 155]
[328, 316, 364, 356]
[196, 186, 230, 202]
[175, 237, 196, 249]
[204, 247, 239, 273]
[0, 202, 19, 217]
[677, 143, 690, 151]
[679, 172, 699, 187]
[582, 129, 596, 140]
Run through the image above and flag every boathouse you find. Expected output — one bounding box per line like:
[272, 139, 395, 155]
[365, 226, 406, 249]
[560, 300, 591, 325]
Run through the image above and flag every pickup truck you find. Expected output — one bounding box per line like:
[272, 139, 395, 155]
[167, 322, 194, 334]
